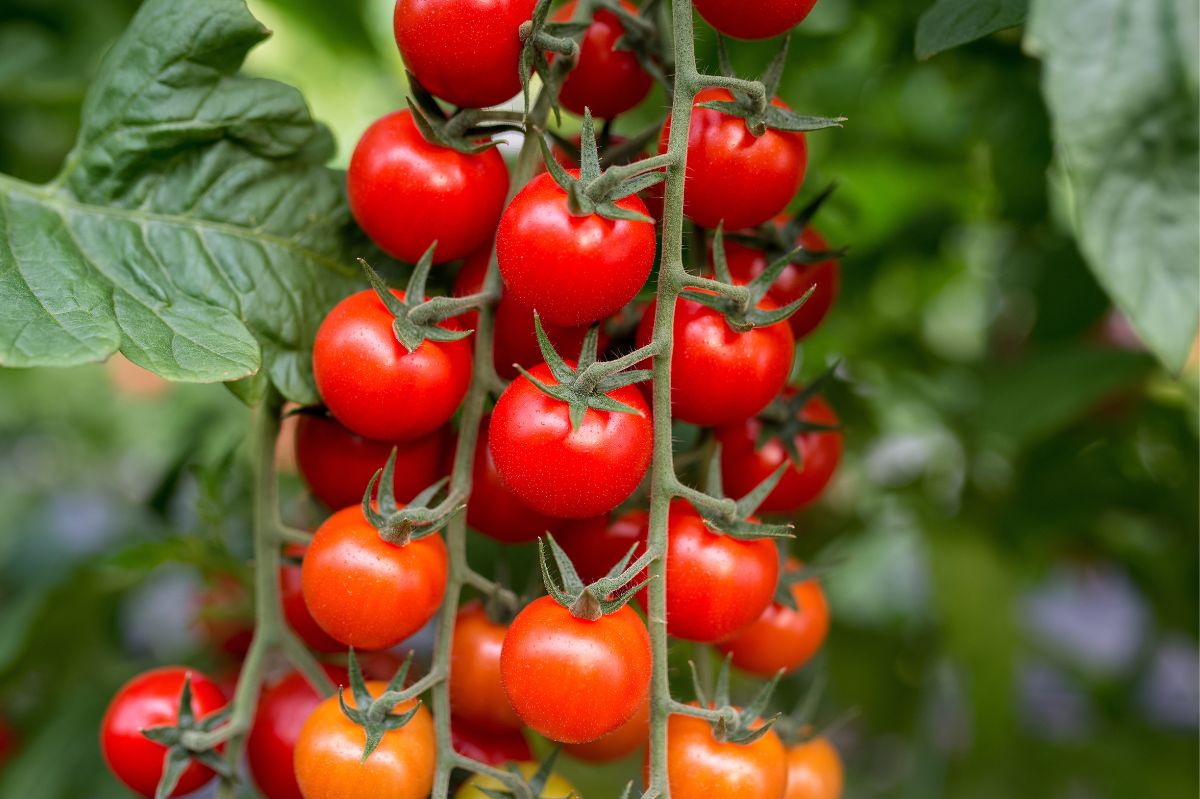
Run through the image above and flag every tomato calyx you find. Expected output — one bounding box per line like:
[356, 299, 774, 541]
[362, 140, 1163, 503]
[336, 650, 424, 762]
[139, 674, 233, 798]
[405, 75, 526, 155]
[518, 0, 588, 119]
[678, 447, 797, 540]
[754, 363, 843, 467]
[539, 532, 654, 621]
[685, 655, 784, 745]
[362, 448, 462, 546]
[472, 749, 573, 799]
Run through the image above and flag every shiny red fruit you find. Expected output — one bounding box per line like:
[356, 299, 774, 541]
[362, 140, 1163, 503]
[693, 0, 819, 40]
[717, 559, 829, 676]
[280, 545, 345, 653]
[451, 719, 533, 767]
[557, 509, 650, 584]
[467, 416, 562, 543]
[555, 1, 653, 119]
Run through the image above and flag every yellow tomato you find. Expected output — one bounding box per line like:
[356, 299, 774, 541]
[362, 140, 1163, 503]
[455, 761, 578, 798]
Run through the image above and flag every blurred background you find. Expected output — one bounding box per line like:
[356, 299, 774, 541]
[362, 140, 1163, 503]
[0, 0, 1196, 797]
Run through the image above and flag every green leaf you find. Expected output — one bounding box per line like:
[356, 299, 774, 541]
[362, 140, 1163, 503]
[0, 0, 365, 402]
[915, 0, 1028, 59]
[1026, 0, 1200, 373]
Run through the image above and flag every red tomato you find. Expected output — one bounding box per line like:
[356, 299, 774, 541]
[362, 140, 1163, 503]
[660, 88, 807, 231]
[563, 693, 649, 762]
[784, 736, 844, 799]
[489, 362, 653, 518]
[717, 559, 829, 675]
[451, 719, 533, 767]
[467, 416, 562, 544]
[716, 393, 841, 512]
[347, 110, 508, 263]
[246, 666, 349, 799]
[313, 288, 472, 442]
[554, 1, 653, 119]
[295, 413, 449, 510]
[100, 667, 227, 798]
[393, 0, 535, 109]
[497, 170, 656, 326]
[635, 292, 794, 426]
[651, 710, 788, 799]
[557, 509, 650, 584]
[692, 0, 819, 40]
[301, 505, 448, 650]
[716, 227, 838, 341]
[451, 600, 524, 732]
[500, 596, 651, 743]
[294, 680, 435, 799]
[280, 545, 345, 653]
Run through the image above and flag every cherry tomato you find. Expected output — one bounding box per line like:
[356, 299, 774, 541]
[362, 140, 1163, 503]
[716, 393, 841, 512]
[455, 761, 577, 799]
[451, 600, 524, 732]
[280, 545, 345, 653]
[635, 292, 794, 426]
[554, 1, 653, 119]
[501, 596, 651, 743]
[717, 559, 828, 675]
[194, 573, 253, 658]
[651, 710, 788, 799]
[563, 693, 649, 762]
[717, 227, 838, 341]
[557, 508, 650, 584]
[301, 505, 448, 650]
[246, 666, 349, 799]
[294, 680, 435, 799]
[497, 170, 656, 326]
[660, 88, 807, 231]
[393, 0, 535, 109]
[348, 110, 508, 264]
[784, 736, 844, 799]
[464, 415, 562, 543]
[692, 0, 819, 40]
[489, 362, 653, 518]
[313, 288, 472, 442]
[100, 667, 227, 798]
[295, 412, 449, 510]
[451, 719, 533, 767]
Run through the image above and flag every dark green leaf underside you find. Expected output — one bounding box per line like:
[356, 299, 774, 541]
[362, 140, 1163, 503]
[915, 0, 1028, 59]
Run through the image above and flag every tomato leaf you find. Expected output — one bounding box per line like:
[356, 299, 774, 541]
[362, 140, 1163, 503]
[915, 0, 1028, 59]
[0, 0, 367, 403]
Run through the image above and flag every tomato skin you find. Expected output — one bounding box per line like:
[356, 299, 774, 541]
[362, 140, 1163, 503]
[466, 416, 563, 543]
[717, 227, 838, 341]
[497, 170, 656, 326]
[301, 505, 448, 650]
[280, 546, 345, 653]
[456, 761, 577, 798]
[489, 362, 653, 518]
[393, 0, 535, 109]
[716, 394, 841, 512]
[451, 719, 533, 767]
[660, 88, 807, 231]
[295, 413, 449, 510]
[563, 693, 649, 762]
[635, 293, 794, 426]
[313, 288, 473, 442]
[294, 680, 435, 799]
[348, 110, 508, 264]
[784, 737, 844, 799]
[246, 667, 349, 799]
[500, 596, 651, 743]
[717, 559, 829, 675]
[451, 601, 524, 732]
[554, 1, 653, 119]
[651, 711, 788, 799]
[692, 0, 819, 40]
[100, 667, 227, 798]
[557, 509, 650, 584]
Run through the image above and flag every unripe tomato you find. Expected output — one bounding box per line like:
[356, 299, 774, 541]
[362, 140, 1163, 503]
[693, 0, 819, 40]
[279, 545, 344, 653]
[650, 710, 788, 799]
[100, 667, 227, 798]
[347, 110, 508, 264]
[301, 505, 448, 650]
[451, 718, 533, 767]
[636, 292, 794, 426]
[455, 761, 577, 799]
[497, 170, 656, 326]
[489, 362, 653, 518]
[717, 559, 829, 675]
[555, 1, 653, 119]
[784, 736, 844, 799]
[294, 680, 435, 799]
[557, 508, 650, 584]
[660, 88, 807, 231]
[500, 596, 651, 743]
[393, 0, 536, 109]
[451, 600, 523, 732]
[313, 288, 472, 442]
[563, 693, 649, 762]
[466, 416, 563, 543]
[716, 393, 841, 512]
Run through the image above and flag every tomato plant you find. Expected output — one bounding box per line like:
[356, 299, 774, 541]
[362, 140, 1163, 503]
[557, 508, 650, 583]
[717, 559, 830, 675]
[554, 1, 654, 119]
[655, 710, 789, 799]
[451, 719, 533, 767]
[455, 761, 577, 799]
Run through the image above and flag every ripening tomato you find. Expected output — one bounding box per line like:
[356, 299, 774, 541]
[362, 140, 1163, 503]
[451, 601, 523, 732]
[651, 710, 788, 799]
[394, 0, 535, 109]
[100, 668, 227, 798]
[451, 719, 533, 767]
[692, 0, 819, 40]
[294, 680, 435, 799]
[660, 88, 807, 231]
[557, 508, 650, 584]
[716, 227, 838, 341]
[497, 170, 656, 326]
[246, 666, 348, 799]
[635, 292, 794, 426]
[295, 413, 450, 510]
[301, 505, 448, 650]
[563, 693, 649, 762]
[455, 761, 577, 799]
[717, 559, 829, 675]
[313, 288, 472, 442]
[489, 362, 653, 518]
[554, 1, 653, 119]
[501, 596, 651, 743]
[347, 110, 508, 264]
[466, 416, 562, 543]
[716, 393, 841, 512]
[279, 545, 344, 653]
[784, 736, 844, 799]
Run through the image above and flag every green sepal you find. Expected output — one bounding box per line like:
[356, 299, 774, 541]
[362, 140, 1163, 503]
[754, 362, 843, 467]
[145, 673, 234, 799]
[404, 77, 506, 155]
[538, 533, 653, 619]
[694, 655, 786, 746]
[362, 449, 458, 545]
[339, 650, 423, 763]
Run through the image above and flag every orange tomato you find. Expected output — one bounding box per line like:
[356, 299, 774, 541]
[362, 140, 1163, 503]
[785, 736, 844, 799]
[450, 600, 523, 732]
[718, 559, 829, 676]
[649, 710, 787, 799]
[564, 693, 649, 762]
